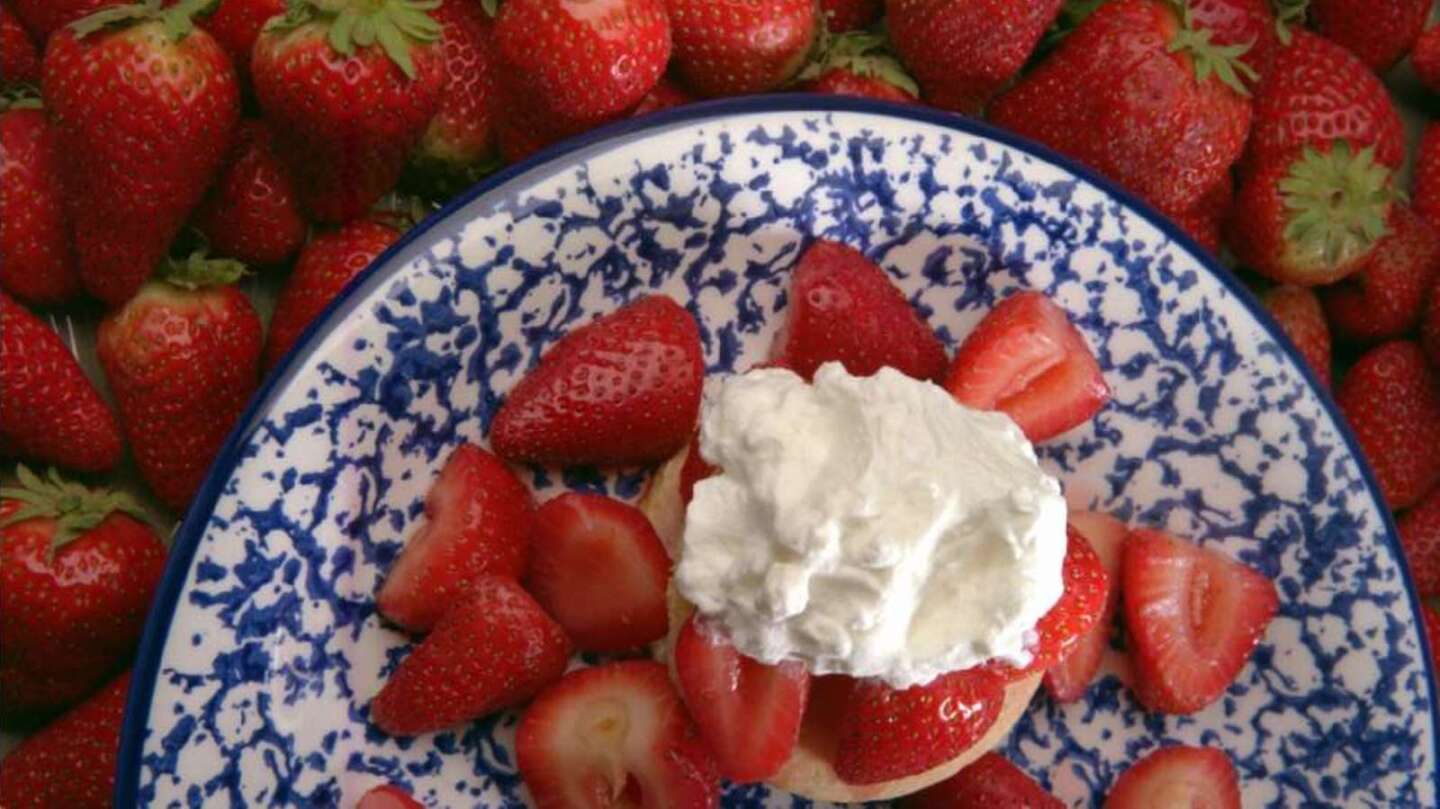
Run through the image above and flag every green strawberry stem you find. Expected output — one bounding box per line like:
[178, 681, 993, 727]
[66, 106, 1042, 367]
[269, 0, 442, 79]
[1272, 0, 1308, 45]
[70, 0, 219, 41]
[1280, 141, 1398, 270]
[371, 191, 437, 232]
[160, 248, 248, 289]
[1167, 1, 1259, 95]
[0, 466, 150, 551]
[794, 30, 920, 97]
[0, 84, 42, 112]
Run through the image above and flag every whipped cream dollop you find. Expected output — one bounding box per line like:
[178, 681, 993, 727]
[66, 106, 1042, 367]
[674, 363, 1068, 689]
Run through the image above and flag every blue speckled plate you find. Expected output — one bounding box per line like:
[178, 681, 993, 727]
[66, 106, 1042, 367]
[116, 96, 1438, 808]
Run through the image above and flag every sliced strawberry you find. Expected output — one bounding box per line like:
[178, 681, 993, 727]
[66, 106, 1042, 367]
[526, 493, 670, 652]
[377, 444, 535, 633]
[678, 432, 717, 506]
[673, 614, 810, 782]
[1104, 746, 1240, 809]
[1399, 487, 1440, 598]
[1124, 529, 1278, 714]
[1045, 511, 1127, 702]
[833, 666, 1005, 786]
[944, 291, 1110, 443]
[370, 576, 571, 736]
[517, 660, 721, 809]
[905, 752, 1063, 809]
[771, 239, 949, 383]
[356, 784, 423, 809]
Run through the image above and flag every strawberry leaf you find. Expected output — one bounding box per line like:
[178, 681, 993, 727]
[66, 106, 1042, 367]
[1279, 141, 1399, 270]
[0, 466, 151, 552]
[160, 248, 248, 289]
[297, 0, 439, 80]
[1167, 1, 1259, 95]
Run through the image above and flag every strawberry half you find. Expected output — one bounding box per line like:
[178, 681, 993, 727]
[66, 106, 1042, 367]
[943, 290, 1109, 443]
[356, 784, 423, 809]
[905, 752, 1063, 809]
[1104, 745, 1240, 809]
[771, 239, 948, 383]
[1123, 529, 1278, 714]
[377, 443, 534, 634]
[673, 614, 810, 783]
[370, 576, 571, 736]
[525, 493, 670, 653]
[517, 660, 720, 809]
[1044, 511, 1127, 702]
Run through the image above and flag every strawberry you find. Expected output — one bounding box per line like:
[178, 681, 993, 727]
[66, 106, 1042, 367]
[804, 68, 917, 102]
[198, 0, 284, 76]
[1413, 25, 1440, 94]
[943, 290, 1109, 443]
[8, 0, 118, 39]
[0, 670, 130, 808]
[1414, 124, 1440, 233]
[1227, 142, 1399, 287]
[1399, 486, 1440, 598]
[0, 293, 123, 473]
[43, 1, 241, 307]
[673, 614, 810, 782]
[1044, 511, 1126, 703]
[887, 0, 1063, 112]
[989, 0, 1253, 229]
[0, 100, 81, 306]
[1425, 277, 1440, 367]
[0, 469, 162, 726]
[371, 576, 571, 735]
[1336, 341, 1440, 510]
[1245, 30, 1404, 171]
[821, 0, 880, 32]
[0, 4, 40, 83]
[1310, 0, 1430, 73]
[666, 0, 816, 97]
[1171, 173, 1233, 255]
[1103, 746, 1240, 809]
[263, 219, 401, 369]
[253, 0, 445, 224]
[526, 493, 669, 653]
[771, 239, 948, 383]
[492, 0, 669, 159]
[490, 295, 704, 468]
[678, 432, 716, 506]
[517, 660, 721, 809]
[1321, 207, 1440, 342]
[1422, 602, 1440, 672]
[377, 443, 534, 634]
[356, 785, 423, 809]
[632, 76, 694, 117]
[1260, 284, 1332, 388]
[1189, 0, 1279, 78]
[834, 666, 1005, 785]
[905, 752, 1063, 809]
[410, 0, 498, 193]
[1124, 528, 1278, 714]
[797, 31, 919, 103]
[192, 119, 308, 267]
[97, 264, 263, 511]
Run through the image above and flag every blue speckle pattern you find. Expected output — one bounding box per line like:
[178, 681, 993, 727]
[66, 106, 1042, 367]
[124, 107, 1436, 807]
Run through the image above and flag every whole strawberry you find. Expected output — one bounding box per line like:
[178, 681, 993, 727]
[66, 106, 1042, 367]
[1310, 0, 1429, 73]
[198, 0, 285, 76]
[1337, 341, 1440, 510]
[1171, 172, 1233, 255]
[821, 0, 880, 32]
[0, 96, 81, 305]
[43, 0, 240, 307]
[0, 292, 123, 473]
[797, 31, 918, 103]
[1399, 486, 1440, 598]
[1413, 25, 1440, 94]
[1414, 124, 1440, 233]
[193, 119, 307, 266]
[97, 259, 262, 511]
[631, 76, 694, 118]
[666, 0, 814, 98]
[409, 0, 497, 193]
[9, 0, 119, 39]
[1260, 284, 1332, 388]
[0, 670, 130, 808]
[253, 0, 445, 223]
[1321, 207, 1440, 342]
[0, 468, 163, 726]
[0, 5, 40, 84]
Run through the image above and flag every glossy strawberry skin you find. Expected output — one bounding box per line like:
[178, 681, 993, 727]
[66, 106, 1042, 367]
[666, 0, 816, 97]
[414, 0, 498, 178]
[0, 293, 123, 473]
[43, 21, 240, 306]
[804, 68, 917, 103]
[0, 108, 81, 305]
[193, 119, 308, 267]
[1337, 341, 1440, 510]
[98, 282, 263, 511]
[1321, 207, 1440, 343]
[1261, 285, 1332, 388]
[989, 527, 1110, 683]
[0, 671, 131, 808]
[1310, 0, 1429, 73]
[632, 76, 695, 117]
[198, 0, 285, 76]
[9, 0, 118, 39]
[1399, 487, 1440, 598]
[1043, 512, 1126, 702]
[905, 752, 1063, 809]
[1189, 0, 1278, 78]
[0, 5, 40, 83]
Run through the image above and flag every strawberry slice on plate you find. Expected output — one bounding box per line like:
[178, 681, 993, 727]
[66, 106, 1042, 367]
[944, 290, 1109, 443]
[905, 752, 1063, 809]
[1104, 745, 1240, 809]
[1045, 511, 1127, 702]
[1124, 529, 1278, 714]
[377, 443, 535, 634]
[357, 784, 423, 809]
[517, 660, 721, 809]
[673, 613, 810, 782]
[526, 493, 671, 652]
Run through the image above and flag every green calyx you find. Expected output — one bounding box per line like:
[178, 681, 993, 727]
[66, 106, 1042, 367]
[794, 30, 920, 97]
[0, 84, 42, 112]
[1279, 141, 1399, 270]
[1272, 0, 1308, 46]
[0, 466, 148, 552]
[371, 191, 437, 232]
[160, 247, 248, 290]
[70, 0, 219, 41]
[268, 0, 442, 79]
[1167, 1, 1259, 95]
[478, 0, 499, 17]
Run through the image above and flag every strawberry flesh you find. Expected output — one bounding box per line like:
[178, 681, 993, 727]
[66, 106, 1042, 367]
[1044, 511, 1127, 702]
[1104, 745, 1241, 809]
[905, 752, 1063, 809]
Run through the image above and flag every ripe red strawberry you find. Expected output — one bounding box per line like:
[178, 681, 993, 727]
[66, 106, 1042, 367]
[1104, 746, 1240, 809]
[1124, 529, 1278, 714]
[1227, 142, 1398, 287]
[943, 290, 1109, 443]
[0, 469, 162, 726]
[821, 0, 881, 32]
[1260, 284, 1332, 388]
[1422, 602, 1440, 671]
[1190, 0, 1279, 78]
[1413, 25, 1440, 94]
[887, 0, 1064, 112]
[410, 0, 498, 191]
[491, 295, 704, 468]
[377, 443, 534, 633]
[804, 68, 917, 102]
[0, 5, 40, 83]
[371, 576, 571, 735]
[632, 76, 694, 117]
[193, 119, 308, 267]
[905, 752, 1063, 809]
[0, 293, 123, 473]
[1322, 207, 1440, 342]
[9, 0, 118, 39]
[1399, 487, 1440, 598]
[989, 0, 1252, 228]
[1425, 277, 1440, 367]
[356, 785, 423, 809]
[97, 270, 262, 511]
[1414, 125, 1440, 233]
[517, 660, 721, 809]
[1044, 511, 1126, 702]
[0, 670, 130, 808]
[798, 31, 918, 103]
[1310, 0, 1429, 73]
[264, 219, 401, 369]
[674, 614, 810, 782]
[198, 0, 285, 76]
[666, 0, 816, 97]
[253, 0, 445, 224]
[526, 493, 669, 652]
[1337, 341, 1440, 510]
[771, 239, 948, 383]
[1171, 173, 1233, 255]
[43, 3, 240, 306]
[0, 102, 81, 306]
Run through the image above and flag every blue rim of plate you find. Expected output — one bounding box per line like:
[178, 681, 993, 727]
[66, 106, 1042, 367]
[113, 93, 1440, 805]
